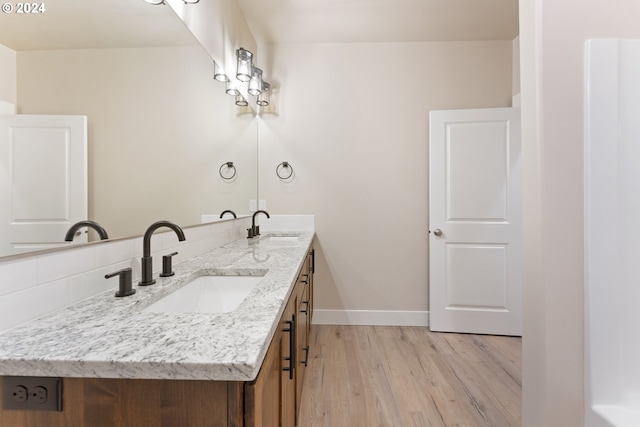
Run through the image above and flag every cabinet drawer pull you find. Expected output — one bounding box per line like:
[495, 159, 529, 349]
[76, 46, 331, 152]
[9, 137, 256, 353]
[300, 300, 309, 315]
[311, 249, 315, 274]
[282, 315, 296, 379]
[301, 346, 310, 367]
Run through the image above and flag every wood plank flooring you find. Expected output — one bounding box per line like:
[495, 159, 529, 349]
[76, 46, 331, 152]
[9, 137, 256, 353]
[298, 325, 521, 427]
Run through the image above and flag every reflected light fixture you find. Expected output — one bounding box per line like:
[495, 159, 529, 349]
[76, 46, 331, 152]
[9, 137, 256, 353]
[213, 61, 229, 82]
[257, 82, 270, 106]
[235, 95, 248, 107]
[236, 48, 253, 82]
[144, 0, 199, 4]
[248, 66, 263, 96]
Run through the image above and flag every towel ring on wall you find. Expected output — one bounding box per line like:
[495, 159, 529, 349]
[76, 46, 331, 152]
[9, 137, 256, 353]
[276, 161, 294, 180]
[219, 162, 237, 180]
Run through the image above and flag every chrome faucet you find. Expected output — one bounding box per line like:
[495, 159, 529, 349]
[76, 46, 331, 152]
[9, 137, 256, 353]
[64, 220, 109, 241]
[139, 220, 186, 286]
[219, 210, 237, 219]
[250, 210, 270, 237]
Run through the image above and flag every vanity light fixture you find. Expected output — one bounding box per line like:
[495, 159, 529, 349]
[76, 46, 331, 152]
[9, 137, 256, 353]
[235, 95, 248, 107]
[257, 82, 271, 106]
[213, 61, 229, 82]
[236, 48, 253, 82]
[226, 81, 240, 96]
[248, 66, 263, 96]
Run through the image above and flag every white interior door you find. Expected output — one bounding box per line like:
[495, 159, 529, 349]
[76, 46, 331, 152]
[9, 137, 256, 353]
[0, 115, 87, 256]
[429, 108, 522, 336]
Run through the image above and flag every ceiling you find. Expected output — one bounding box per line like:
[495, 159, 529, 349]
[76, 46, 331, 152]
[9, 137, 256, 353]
[0, 0, 519, 51]
[236, 0, 519, 44]
[0, 0, 197, 51]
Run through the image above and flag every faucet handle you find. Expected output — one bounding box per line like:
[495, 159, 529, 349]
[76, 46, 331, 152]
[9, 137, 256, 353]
[105, 268, 135, 298]
[159, 252, 179, 277]
[247, 227, 255, 239]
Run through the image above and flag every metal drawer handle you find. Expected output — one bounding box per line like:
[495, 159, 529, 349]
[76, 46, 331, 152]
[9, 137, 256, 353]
[282, 315, 296, 379]
[301, 346, 310, 367]
[300, 300, 309, 315]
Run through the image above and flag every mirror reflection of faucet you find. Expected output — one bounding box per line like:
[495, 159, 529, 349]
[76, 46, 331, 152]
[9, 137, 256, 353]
[248, 210, 270, 238]
[64, 220, 109, 242]
[219, 210, 237, 219]
[139, 221, 186, 286]
[251, 246, 270, 263]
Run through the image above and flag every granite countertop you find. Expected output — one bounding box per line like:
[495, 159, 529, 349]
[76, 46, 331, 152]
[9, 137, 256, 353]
[0, 232, 314, 382]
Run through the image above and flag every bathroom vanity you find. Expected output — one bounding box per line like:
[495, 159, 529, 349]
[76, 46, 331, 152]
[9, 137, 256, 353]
[0, 232, 314, 427]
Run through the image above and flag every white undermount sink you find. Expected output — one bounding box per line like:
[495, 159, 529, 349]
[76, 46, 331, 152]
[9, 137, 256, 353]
[143, 274, 265, 314]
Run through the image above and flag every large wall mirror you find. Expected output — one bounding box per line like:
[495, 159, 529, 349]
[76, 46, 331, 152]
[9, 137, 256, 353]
[0, 0, 258, 258]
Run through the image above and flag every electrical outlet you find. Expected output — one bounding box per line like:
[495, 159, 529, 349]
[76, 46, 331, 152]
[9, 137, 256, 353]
[2, 376, 61, 412]
[31, 386, 47, 404]
[11, 385, 27, 403]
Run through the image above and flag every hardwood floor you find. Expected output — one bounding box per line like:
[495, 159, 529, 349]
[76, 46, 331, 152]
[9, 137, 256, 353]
[298, 325, 521, 427]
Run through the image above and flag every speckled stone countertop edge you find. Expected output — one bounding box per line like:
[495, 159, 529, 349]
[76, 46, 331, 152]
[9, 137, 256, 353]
[0, 231, 314, 382]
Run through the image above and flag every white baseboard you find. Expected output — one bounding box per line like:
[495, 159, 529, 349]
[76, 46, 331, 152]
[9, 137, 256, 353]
[0, 100, 15, 114]
[312, 309, 429, 327]
[512, 92, 521, 108]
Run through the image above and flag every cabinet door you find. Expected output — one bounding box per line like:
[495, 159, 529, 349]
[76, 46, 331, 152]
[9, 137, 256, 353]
[307, 249, 315, 322]
[296, 281, 310, 412]
[245, 332, 281, 427]
[245, 245, 314, 427]
[281, 296, 297, 427]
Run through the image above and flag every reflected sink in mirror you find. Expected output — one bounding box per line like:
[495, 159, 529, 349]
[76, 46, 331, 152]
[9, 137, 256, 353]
[263, 233, 301, 242]
[143, 273, 266, 314]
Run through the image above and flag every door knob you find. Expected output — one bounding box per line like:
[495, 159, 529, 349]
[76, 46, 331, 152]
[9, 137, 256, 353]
[433, 229, 443, 237]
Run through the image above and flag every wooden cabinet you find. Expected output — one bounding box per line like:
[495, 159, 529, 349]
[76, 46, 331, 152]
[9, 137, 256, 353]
[247, 245, 314, 427]
[244, 291, 296, 427]
[296, 249, 314, 420]
[244, 333, 281, 427]
[0, 378, 239, 427]
[0, 245, 315, 427]
[280, 296, 297, 427]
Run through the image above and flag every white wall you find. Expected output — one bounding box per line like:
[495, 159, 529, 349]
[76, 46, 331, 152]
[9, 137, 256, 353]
[258, 41, 512, 323]
[16, 46, 257, 238]
[0, 43, 16, 106]
[520, 0, 640, 425]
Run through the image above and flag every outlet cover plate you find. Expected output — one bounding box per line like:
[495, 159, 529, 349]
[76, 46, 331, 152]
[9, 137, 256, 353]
[2, 376, 62, 412]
